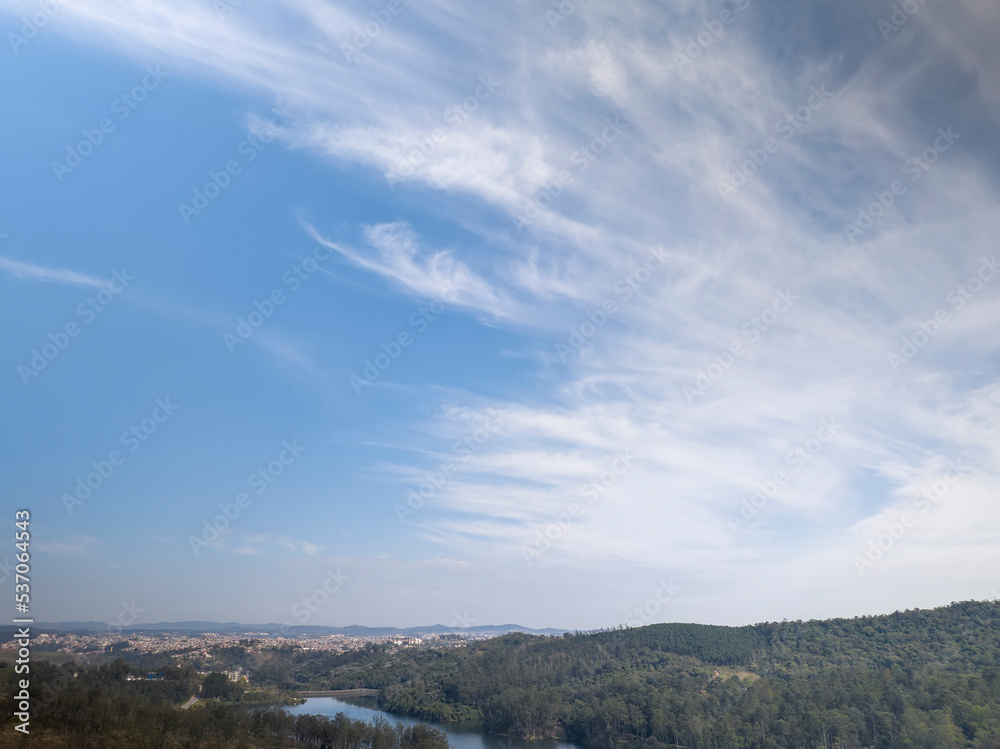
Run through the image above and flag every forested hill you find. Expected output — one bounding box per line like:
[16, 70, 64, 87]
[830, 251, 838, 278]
[280, 600, 1000, 748]
[582, 622, 768, 667]
[752, 600, 1000, 672]
[575, 599, 1000, 672]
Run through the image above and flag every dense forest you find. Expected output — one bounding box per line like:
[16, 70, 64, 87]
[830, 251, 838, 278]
[0, 660, 448, 748]
[3, 600, 999, 748]
[245, 600, 1000, 748]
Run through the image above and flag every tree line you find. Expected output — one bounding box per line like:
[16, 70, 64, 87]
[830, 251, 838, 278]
[0, 659, 448, 748]
[252, 600, 1000, 748]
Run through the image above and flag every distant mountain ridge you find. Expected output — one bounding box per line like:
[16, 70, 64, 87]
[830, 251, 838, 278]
[22, 621, 569, 637]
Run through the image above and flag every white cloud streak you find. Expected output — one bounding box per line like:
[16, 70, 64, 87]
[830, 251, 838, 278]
[0, 255, 110, 288]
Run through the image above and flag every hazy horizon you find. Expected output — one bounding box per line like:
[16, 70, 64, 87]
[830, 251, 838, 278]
[26, 595, 1000, 634]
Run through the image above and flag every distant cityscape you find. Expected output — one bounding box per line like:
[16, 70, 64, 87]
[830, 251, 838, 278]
[0, 622, 562, 663]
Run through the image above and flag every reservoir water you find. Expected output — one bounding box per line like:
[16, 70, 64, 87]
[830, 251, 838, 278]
[286, 696, 585, 749]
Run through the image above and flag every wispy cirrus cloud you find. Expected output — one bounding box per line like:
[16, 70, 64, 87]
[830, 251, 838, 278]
[303, 220, 525, 321]
[0, 255, 110, 288]
[36, 536, 101, 556]
[11, 0, 1000, 624]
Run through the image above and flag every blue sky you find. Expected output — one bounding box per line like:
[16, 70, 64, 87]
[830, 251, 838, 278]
[0, 0, 998, 630]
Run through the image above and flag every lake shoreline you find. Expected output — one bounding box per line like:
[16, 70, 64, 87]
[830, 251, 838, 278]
[285, 695, 586, 749]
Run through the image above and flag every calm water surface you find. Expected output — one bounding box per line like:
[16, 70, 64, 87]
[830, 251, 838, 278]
[285, 697, 585, 749]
